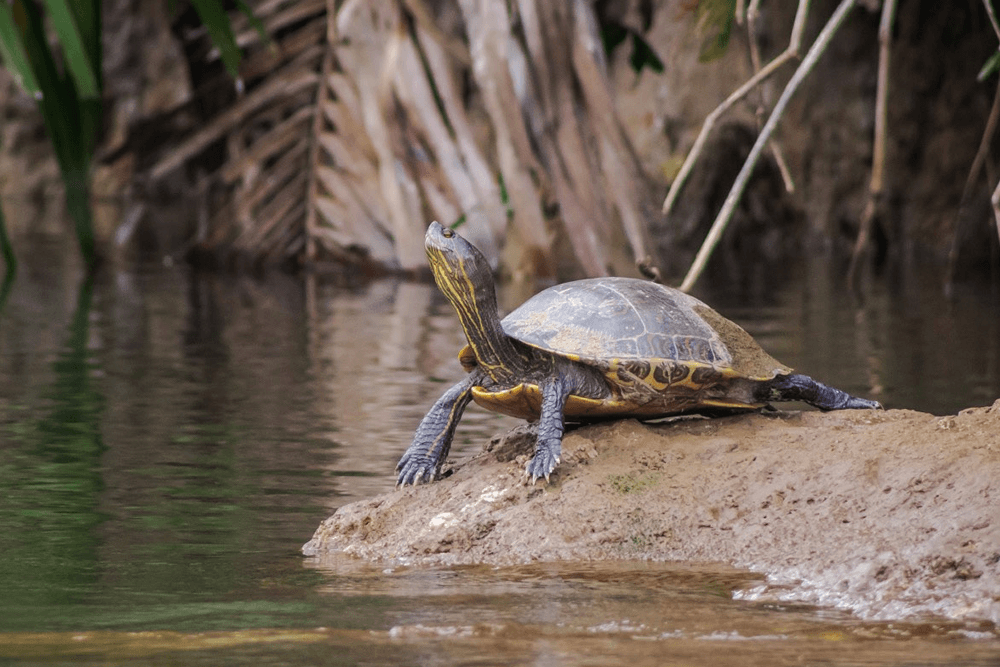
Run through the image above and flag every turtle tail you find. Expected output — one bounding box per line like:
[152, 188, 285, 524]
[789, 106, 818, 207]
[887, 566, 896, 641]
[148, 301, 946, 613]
[763, 373, 882, 411]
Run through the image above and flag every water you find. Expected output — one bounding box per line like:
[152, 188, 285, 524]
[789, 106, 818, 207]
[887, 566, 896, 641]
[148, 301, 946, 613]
[0, 236, 998, 665]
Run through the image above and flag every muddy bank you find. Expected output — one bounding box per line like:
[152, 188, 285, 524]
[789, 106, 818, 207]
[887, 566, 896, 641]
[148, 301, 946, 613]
[304, 403, 1000, 624]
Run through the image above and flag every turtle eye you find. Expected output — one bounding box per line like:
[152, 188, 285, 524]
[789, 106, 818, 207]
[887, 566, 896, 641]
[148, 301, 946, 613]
[442, 228, 454, 239]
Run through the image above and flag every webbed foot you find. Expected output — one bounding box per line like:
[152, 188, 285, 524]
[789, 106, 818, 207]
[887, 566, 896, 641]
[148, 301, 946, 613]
[395, 374, 478, 487]
[523, 374, 573, 484]
[524, 439, 560, 484]
[767, 373, 883, 411]
[395, 452, 438, 486]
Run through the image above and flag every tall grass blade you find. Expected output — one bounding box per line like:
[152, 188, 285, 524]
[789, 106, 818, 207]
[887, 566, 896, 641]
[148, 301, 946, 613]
[14, 0, 97, 266]
[0, 189, 16, 313]
[0, 3, 39, 95]
[40, 0, 99, 98]
[0, 197, 15, 278]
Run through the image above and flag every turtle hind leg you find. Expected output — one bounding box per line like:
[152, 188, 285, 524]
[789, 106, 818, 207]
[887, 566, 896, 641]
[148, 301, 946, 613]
[396, 374, 478, 486]
[765, 373, 883, 411]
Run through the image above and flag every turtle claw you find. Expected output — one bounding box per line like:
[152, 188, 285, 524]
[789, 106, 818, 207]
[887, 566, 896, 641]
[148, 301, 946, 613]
[525, 451, 559, 485]
[395, 457, 437, 487]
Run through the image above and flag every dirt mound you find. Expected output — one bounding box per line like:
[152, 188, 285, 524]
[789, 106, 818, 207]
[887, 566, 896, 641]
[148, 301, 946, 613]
[304, 403, 1000, 624]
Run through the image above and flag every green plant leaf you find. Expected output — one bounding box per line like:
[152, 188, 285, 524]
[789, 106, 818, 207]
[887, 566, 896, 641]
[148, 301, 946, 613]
[235, 0, 270, 46]
[0, 193, 16, 279]
[978, 50, 1000, 82]
[0, 135, 16, 305]
[629, 32, 664, 74]
[15, 0, 97, 266]
[0, 2, 40, 95]
[600, 20, 663, 76]
[601, 21, 629, 59]
[40, 0, 99, 98]
[189, 0, 243, 79]
[697, 0, 737, 63]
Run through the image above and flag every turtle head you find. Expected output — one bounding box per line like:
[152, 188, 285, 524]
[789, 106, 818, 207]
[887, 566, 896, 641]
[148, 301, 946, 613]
[424, 221, 525, 381]
[424, 221, 494, 309]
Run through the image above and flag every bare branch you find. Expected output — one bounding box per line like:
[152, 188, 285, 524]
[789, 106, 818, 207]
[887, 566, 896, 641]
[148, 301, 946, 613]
[847, 0, 897, 286]
[679, 0, 857, 293]
[992, 179, 1000, 248]
[983, 0, 1000, 43]
[945, 74, 1000, 287]
[662, 0, 811, 218]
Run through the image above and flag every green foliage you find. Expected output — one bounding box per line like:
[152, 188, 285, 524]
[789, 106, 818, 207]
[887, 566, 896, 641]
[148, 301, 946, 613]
[0, 194, 15, 311]
[0, 0, 262, 267]
[978, 49, 1000, 81]
[629, 30, 664, 74]
[187, 0, 268, 82]
[696, 0, 737, 63]
[0, 135, 13, 283]
[188, 0, 243, 80]
[0, 0, 101, 267]
[0, 198, 13, 274]
[0, 3, 39, 95]
[600, 21, 664, 75]
[42, 0, 100, 98]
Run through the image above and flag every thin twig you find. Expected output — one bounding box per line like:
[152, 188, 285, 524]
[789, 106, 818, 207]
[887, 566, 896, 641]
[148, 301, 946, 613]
[983, 0, 1000, 41]
[991, 178, 1000, 247]
[662, 0, 810, 217]
[770, 143, 795, 192]
[847, 0, 897, 287]
[746, 0, 764, 76]
[679, 0, 856, 293]
[982, 0, 1000, 271]
[747, 0, 797, 194]
[945, 75, 1000, 288]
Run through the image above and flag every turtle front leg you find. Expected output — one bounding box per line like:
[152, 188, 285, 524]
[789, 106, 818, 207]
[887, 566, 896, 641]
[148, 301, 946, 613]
[396, 373, 479, 486]
[526, 376, 571, 483]
[766, 373, 882, 410]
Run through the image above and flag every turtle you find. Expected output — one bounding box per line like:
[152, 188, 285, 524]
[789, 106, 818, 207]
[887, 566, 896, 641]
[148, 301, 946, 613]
[396, 221, 882, 485]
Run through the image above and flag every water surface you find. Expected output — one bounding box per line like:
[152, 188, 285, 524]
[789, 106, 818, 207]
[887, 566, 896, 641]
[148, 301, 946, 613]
[0, 237, 998, 665]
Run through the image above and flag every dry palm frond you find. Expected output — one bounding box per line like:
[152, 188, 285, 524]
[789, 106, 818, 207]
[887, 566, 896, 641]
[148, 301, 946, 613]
[146, 0, 327, 265]
[148, 0, 656, 275]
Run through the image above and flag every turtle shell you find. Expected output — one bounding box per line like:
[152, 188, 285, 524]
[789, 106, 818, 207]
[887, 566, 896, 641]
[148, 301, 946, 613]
[466, 277, 791, 420]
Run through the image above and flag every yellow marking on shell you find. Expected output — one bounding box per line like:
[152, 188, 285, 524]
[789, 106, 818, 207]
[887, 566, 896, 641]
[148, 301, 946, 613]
[697, 398, 765, 410]
[471, 384, 544, 421]
[469, 380, 755, 422]
[603, 359, 742, 392]
[472, 383, 643, 421]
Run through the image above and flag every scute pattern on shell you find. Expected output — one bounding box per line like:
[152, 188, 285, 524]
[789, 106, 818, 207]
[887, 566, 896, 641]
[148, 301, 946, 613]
[502, 278, 731, 364]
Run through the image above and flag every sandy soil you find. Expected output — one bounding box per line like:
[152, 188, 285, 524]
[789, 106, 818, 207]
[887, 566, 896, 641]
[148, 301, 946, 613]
[304, 402, 1000, 624]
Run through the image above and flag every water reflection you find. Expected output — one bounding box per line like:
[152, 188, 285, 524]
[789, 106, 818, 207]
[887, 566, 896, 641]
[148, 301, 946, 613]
[0, 277, 104, 611]
[307, 277, 519, 501]
[0, 240, 997, 664]
[700, 255, 1000, 415]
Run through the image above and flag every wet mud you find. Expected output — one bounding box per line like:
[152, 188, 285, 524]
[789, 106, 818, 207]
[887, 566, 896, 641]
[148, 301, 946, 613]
[304, 403, 1000, 624]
